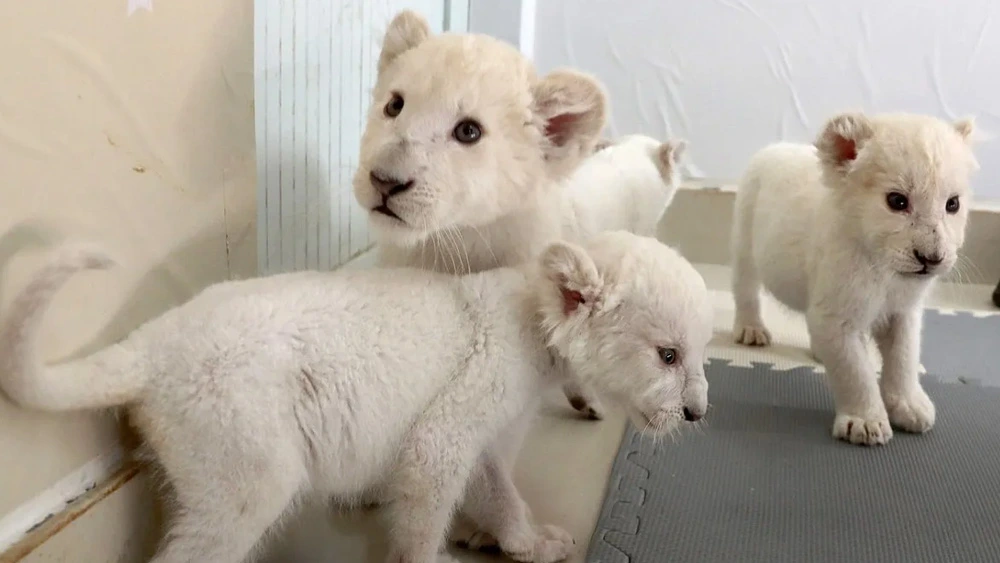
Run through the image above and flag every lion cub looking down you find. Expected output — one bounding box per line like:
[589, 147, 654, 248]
[0, 231, 712, 563]
[731, 112, 977, 446]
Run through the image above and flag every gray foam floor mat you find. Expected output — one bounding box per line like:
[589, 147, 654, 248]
[587, 359, 1000, 563]
[922, 309, 1000, 386]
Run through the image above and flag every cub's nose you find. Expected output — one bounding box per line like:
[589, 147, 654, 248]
[683, 407, 703, 422]
[913, 249, 943, 266]
[370, 171, 414, 197]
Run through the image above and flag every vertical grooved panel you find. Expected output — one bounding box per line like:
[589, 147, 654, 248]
[254, 0, 462, 274]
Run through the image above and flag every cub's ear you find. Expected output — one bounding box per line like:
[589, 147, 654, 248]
[378, 10, 431, 75]
[655, 139, 687, 181]
[539, 241, 602, 317]
[814, 112, 874, 178]
[532, 70, 608, 173]
[953, 116, 975, 144]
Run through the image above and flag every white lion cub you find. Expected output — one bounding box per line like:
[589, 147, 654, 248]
[355, 10, 605, 274]
[0, 231, 713, 563]
[730, 112, 977, 446]
[558, 134, 687, 416]
[562, 134, 686, 242]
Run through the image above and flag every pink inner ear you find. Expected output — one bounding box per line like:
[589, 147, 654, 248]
[832, 134, 858, 163]
[560, 287, 585, 316]
[545, 113, 580, 147]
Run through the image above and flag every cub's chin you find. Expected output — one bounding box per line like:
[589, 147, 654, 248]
[627, 406, 682, 438]
[368, 216, 426, 248]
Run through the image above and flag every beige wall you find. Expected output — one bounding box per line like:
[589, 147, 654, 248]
[0, 0, 256, 517]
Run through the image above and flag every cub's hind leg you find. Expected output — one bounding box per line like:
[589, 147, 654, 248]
[149, 464, 301, 563]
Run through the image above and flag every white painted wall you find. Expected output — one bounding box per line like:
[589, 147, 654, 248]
[534, 0, 1000, 200]
[469, 0, 535, 57]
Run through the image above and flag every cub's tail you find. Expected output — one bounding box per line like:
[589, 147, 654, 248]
[0, 244, 147, 412]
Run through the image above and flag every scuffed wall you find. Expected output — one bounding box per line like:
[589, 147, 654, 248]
[0, 0, 256, 518]
[535, 0, 1000, 200]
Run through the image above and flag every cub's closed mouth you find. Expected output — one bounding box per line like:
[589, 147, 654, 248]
[373, 205, 402, 222]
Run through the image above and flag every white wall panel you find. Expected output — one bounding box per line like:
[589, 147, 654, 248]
[255, 0, 463, 274]
[534, 0, 1000, 200]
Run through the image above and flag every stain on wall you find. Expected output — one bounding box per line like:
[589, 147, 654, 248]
[0, 0, 256, 518]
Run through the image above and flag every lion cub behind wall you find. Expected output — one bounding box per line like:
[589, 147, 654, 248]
[730, 112, 977, 446]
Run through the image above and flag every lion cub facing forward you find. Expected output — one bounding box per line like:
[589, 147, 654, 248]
[0, 231, 712, 563]
[731, 112, 977, 446]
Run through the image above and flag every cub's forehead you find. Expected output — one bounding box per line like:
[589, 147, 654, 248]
[617, 285, 712, 349]
[866, 118, 976, 192]
[377, 34, 537, 118]
[613, 262, 711, 339]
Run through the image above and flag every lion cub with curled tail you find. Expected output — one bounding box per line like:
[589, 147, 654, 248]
[731, 112, 977, 446]
[0, 231, 712, 563]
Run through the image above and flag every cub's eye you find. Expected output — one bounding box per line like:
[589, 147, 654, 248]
[657, 347, 678, 366]
[384, 93, 404, 118]
[945, 196, 961, 214]
[886, 192, 909, 212]
[453, 119, 483, 144]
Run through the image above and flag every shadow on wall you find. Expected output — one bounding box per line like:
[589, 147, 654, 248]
[0, 220, 235, 365]
[258, 134, 337, 274]
[0, 217, 245, 460]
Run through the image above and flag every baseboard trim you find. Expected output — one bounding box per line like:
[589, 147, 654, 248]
[0, 447, 128, 560]
[0, 461, 141, 563]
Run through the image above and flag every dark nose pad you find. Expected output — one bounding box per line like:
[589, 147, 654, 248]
[683, 407, 702, 422]
[370, 171, 414, 197]
[913, 249, 943, 266]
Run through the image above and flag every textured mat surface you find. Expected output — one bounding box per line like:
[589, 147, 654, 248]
[587, 359, 1000, 563]
[922, 309, 1000, 386]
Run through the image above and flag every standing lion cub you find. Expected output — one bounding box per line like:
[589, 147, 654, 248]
[730, 112, 977, 446]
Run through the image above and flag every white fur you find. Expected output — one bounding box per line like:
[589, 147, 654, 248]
[0, 231, 713, 563]
[353, 12, 687, 426]
[555, 134, 686, 418]
[562, 134, 686, 241]
[353, 22, 692, 551]
[355, 12, 606, 273]
[730, 112, 977, 446]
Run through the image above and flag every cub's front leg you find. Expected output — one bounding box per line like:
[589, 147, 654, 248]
[455, 450, 575, 563]
[383, 409, 489, 562]
[875, 310, 935, 434]
[807, 309, 892, 446]
[562, 380, 604, 420]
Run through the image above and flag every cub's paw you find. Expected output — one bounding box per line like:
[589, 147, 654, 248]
[450, 519, 500, 552]
[502, 524, 576, 563]
[564, 381, 605, 421]
[567, 395, 604, 421]
[733, 322, 772, 347]
[884, 387, 936, 434]
[832, 413, 893, 446]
